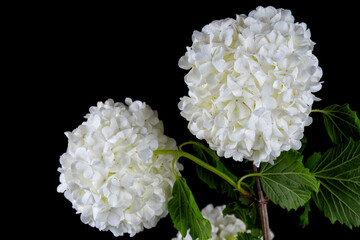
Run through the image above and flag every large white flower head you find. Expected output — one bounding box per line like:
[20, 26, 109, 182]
[172, 204, 246, 240]
[57, 98, 182, 237]
[178, 6, 323, 166]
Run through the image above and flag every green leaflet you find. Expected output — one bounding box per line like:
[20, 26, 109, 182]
[168, 177, 212, 240]
[310, 139, 360, 228]
[317, 104, 360, 144]
[260, 150, 320, 211]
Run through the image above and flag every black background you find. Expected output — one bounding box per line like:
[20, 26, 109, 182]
[16, 0, 360, 239]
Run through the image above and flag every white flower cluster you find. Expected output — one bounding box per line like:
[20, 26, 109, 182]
[178, 6, 322, 166]
[57, 98, 181, 237]
[172, 204, 246, 240]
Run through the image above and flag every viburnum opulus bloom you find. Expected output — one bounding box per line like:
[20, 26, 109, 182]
[178, 6, 323, 166]
[172, 204, 247, 240]
[57, 98, 182, 237]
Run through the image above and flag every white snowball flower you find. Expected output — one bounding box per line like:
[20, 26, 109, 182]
[178, 6, 322, 166]
[172, 204, 246, 240]
[57, 98, 182, 237]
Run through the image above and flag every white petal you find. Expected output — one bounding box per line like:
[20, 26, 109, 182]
[102, 126, 115, 140]
[75, 147, 89, 162]
[195, 44, 212, 62]
[108, 212, 121, 226]
[214, 114, 228, 127]
[57, 183, 67, 193]
[263, 97, 277, 110]
[212, 59, 227, 72]
[138, 149, 153, 162]
[124, 212, 141, 225]
[234, 58, 249, 73]
[291, 139, 302, 150]
[178, 55, 192, 70]
[199, 62, 213, 75]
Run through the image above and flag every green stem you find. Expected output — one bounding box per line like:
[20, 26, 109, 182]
[179, 141, 199, 151]
[154, 150, 181, 178]
[237, 173, 262, 191]
[154, 149, 238, 190]
[154, 150, 179, 155]
[181, 151, 238, 189]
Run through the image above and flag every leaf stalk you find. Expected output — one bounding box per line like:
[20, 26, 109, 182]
[154, 149, 238, 189]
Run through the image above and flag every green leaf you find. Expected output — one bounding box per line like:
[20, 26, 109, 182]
[192, 141, 220, 163]
[223, 201, 261, 231]
[260, 150, 320, 210]
[237, 233, 253, 240]
[320, 104, 360, 144]
[304, 152, 322, 172]
[298, 136, 307, 154]
[224, 202, 263, 240]
[237, 232, 262, 240]
[193, 142, 218, 190]
[168, 177, 212, 240]
[298, 201, 311, 228]
[223, 202, 249, 224]
[311, 139, 360, 228]
[192, 142, 238, 199]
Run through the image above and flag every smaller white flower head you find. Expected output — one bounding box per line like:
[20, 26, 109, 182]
[178, 6, 323, 166]
[172, 204, 246, 240]
[57, 98, 182, 237]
